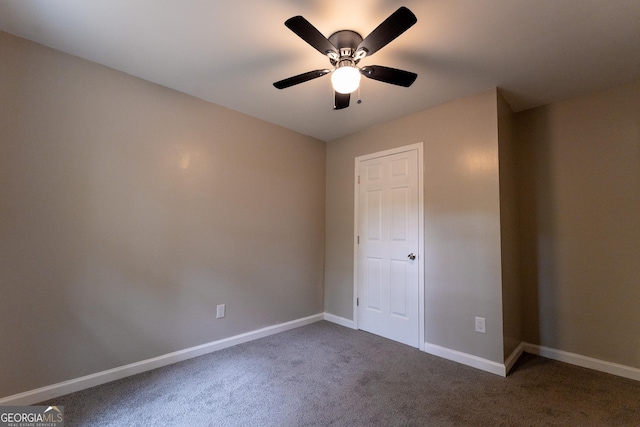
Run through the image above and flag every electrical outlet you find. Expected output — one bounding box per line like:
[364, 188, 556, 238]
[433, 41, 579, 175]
[216, 304, 226, 319]
[475, 316, 486, 334]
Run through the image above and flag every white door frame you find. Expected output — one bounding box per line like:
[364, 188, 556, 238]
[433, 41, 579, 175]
[353, 142, 425, 350]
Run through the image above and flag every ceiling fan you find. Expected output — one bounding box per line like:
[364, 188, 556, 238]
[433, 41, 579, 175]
[273, 6, 418, 110]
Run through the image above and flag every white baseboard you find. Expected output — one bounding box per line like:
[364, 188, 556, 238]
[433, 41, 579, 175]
[424, 341, 640, 381]
[424, 342, 507, 377]
[323, 312, 356, 329]
[504, 342, 525, 375]
[523, 343, 640, 382]
[5, 320, 638, 406]
[0, 313, 324, 406]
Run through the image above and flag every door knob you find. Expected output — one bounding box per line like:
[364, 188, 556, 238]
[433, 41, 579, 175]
[408, 253, 416, 260]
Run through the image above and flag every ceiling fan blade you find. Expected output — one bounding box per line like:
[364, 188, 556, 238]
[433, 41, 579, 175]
[334, 92, 350, 110]
[360, 65, 417, 87]
[356, 7, 417, 57]
[285, 16, 338, 57]
[273, 69, 331, 89]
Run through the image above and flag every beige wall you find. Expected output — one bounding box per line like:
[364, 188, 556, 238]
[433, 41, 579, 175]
[497, 91, 523, 358]
[515, 81, 640, 368]
[0, 32, 326, 398]
[4, 24, 637, 400]
[325, 89, 506, 363]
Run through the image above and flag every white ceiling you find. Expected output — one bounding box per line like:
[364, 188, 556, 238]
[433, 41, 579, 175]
[1, 0, 639, 142]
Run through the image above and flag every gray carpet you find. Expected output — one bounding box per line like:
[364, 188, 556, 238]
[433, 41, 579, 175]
[40, 321, 640, 426]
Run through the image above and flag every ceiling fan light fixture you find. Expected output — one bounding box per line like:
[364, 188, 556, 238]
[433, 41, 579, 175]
[331, 62, 361, 94]
[274, 7, 417, 108]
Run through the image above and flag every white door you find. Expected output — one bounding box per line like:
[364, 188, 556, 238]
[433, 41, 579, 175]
[356, 146, 421, 348]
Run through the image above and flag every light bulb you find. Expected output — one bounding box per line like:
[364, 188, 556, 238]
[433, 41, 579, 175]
[331, 66, 361, 94]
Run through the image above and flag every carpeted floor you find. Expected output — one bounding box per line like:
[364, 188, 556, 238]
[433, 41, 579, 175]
[40, 321, 640, 426]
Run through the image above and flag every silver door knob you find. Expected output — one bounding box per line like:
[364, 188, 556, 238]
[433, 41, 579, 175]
[408, 253, 416, 260]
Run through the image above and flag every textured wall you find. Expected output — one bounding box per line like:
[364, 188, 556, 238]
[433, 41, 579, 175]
[0, 32, 325, 398]
[515, 81, 640, 368]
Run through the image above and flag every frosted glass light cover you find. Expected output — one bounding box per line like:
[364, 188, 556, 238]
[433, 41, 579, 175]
[331, 66, 361, 94]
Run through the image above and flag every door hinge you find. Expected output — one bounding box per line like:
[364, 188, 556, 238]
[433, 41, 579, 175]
[357, 298, 359, 306]
[357, 236, 360, 244]
[358, 175, 360, 184]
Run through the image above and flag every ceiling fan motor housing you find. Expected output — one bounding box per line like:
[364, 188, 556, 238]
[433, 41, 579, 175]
[328, 30, 364, 65]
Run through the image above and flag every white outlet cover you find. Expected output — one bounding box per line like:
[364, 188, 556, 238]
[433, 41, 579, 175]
[475, 317, 486, 334]
[216, 304, 225, 319]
